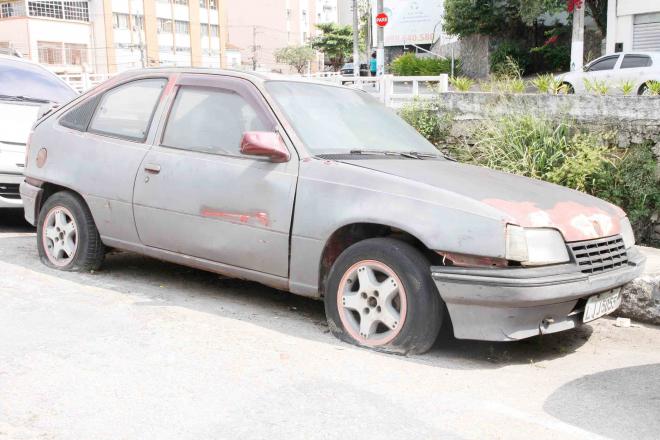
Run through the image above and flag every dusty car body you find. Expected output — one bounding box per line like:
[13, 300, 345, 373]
[20, 68, 645, 354]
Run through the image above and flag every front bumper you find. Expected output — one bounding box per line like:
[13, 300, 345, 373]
[0, 173, 24, 208]
[432, 246, 646, 341]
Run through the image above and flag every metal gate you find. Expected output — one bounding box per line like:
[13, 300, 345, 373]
[633, 12, 660, 51]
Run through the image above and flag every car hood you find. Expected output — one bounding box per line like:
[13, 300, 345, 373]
[338, 158, 624, 242]
[0, 100, 42, 145]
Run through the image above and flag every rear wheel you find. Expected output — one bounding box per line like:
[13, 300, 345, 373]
[562, 82, 575, 94]
[638, 83, 650, 96]
[37, 191, 105, 271]
[324, 238, 443, 355]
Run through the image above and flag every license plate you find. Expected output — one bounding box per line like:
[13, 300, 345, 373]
[583, 288, 622, 323]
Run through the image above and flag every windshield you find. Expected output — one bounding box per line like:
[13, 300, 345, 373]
[0, 58, 76, 103]
[265, 81, 439, 156]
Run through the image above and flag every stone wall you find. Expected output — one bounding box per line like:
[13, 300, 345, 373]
[433, 92, 660, 242]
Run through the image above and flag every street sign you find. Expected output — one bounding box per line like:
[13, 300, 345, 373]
[376, 12, 389, 27]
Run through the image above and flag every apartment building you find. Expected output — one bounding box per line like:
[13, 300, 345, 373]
[0, 1, 93, 74]
[224, 0, 337, 73]
[0, 0, 229, 74]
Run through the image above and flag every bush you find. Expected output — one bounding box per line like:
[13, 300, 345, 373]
[399, 99, 451, 146]
[450, 114, 659, 244]
[390, 53, 454, 76]
[490, 42, 530, 77]
[449, 76, 474, 92]
[530, 44, 570, 73]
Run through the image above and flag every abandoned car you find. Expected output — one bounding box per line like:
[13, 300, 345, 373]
[20, 69, 646, 354]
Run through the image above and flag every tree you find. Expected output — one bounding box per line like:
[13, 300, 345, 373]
[310, 23, 354, 71]
[585, 0, 607, 35]
[443, 0, 523, 38]
[274, 46, 316, 74]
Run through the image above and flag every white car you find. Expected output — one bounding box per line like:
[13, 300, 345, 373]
[0, 54, 76, 209]
[557, 52, 660, 95]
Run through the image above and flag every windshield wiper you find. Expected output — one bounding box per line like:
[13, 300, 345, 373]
[349, 149, 419, 159]
[0, 94, 54, 104]
[405, 151, 456, 161]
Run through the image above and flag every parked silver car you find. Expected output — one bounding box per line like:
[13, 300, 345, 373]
[20, 68, 645, 354]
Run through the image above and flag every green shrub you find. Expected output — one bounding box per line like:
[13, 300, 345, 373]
[450, 114, 659, 244]
[531, 74, 555, 94]
[529, 44, 570, 73]
[390, 53, 454, 76]
[399, 98, 451, 146]
[449, 76, 474, 92]
[620, 80, 635, 96]
[645, 80, 660, 95]
[583, 78, 609, 95]
[490, 42, 530, 77]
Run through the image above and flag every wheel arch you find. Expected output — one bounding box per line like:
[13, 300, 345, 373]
[317, 222, 442, 297]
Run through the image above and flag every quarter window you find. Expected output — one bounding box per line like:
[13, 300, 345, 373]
[620, 55, 652, 69]
[162, 86, 270, 155]
[89, 78, 166, 141]
[587, 56, 619, 72]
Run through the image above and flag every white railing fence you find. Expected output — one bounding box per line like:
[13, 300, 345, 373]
[309, 74, 449, 107]
[59, 72, 112, 93]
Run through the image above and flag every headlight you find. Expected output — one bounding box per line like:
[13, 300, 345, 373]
[506, 225, 570, 266]
[620, 217, 635, 249]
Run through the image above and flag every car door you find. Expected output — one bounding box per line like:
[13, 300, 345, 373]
[132, 74, 298, 278]
[51, 75, 170, 244]
[583, 55, 620, 89]
[619, 54, 653, 89]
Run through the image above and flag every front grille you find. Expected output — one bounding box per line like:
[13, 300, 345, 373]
[0, 183, 20, 200]
[568, 235, 628, 274]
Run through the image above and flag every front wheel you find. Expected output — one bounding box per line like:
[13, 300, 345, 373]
[37, 191, 105, 271]
[324, 238, 443, 355]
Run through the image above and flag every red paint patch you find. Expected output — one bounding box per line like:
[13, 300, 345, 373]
[201, 209, 270, 227]
[482, 199, 622, 242]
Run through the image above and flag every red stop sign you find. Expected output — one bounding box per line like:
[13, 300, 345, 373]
[376, 12, 389, 27]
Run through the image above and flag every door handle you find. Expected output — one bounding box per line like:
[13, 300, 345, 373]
[144, 163, 161, 174]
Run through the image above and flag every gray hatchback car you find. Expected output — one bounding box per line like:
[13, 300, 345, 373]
[21, 68, 645, 354]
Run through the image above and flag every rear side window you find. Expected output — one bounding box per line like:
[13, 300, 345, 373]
[89, 78, 166, 141]
[59, 95, 100, 131]
[587, 56, 619, 71]
[620, 55, 652, 69]
[162, 86, 270, 155]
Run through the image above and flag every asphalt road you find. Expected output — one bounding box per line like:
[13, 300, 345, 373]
[1, 210, 659, 440]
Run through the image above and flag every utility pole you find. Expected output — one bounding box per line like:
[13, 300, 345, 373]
[137, 25, 146, 68]
[251, 25, 259, 71]
[352, 0, 360, 78]
[570, 1, 585, 71]
[376, 0, 384, 75]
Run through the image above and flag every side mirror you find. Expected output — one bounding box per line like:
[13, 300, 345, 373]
[240, 131, 290, 163]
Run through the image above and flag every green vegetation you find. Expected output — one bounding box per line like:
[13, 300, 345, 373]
[583, 78, 609, 95]
[491, 44, 530, 77]
[449, 76, 474, 92]
[389, 53, 454, 76]
[274, 46, 316, 74]
[645, 81, 660, 96]
[531, 74, 555, 94]
[619, 80, 635, 96]
[399, 99, 451, 146]
[310, 23, 353, 71]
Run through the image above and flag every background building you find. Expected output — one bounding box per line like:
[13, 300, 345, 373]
[0, 0, 229, 74]
[224, 0, 337, 73]
[607, 0, 660, 53]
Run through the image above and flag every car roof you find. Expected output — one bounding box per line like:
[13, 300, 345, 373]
[114, 66, 345, 88]
[0, 53, 37, 64]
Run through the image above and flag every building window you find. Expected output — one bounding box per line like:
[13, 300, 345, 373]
[210, 24, 219, 37]
[64, 43, 87, 65]
[37, 41, 63, 64]
[173, 0, 187, 5]
[208, 0, 216, 10]
[175, 20, 189, 34]
[157, 18, 173, 33]
[132, 14, 144, 30]
[201, 25, 209, 36]
[175, 46, 190, 53]
[112, 13, 129, 30]
[28, 1, 89, 22]
[198, 0, 206, 8]
[1, 2, 16, 18]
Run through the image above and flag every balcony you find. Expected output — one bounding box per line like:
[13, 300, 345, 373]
[0, 1, 90, 22]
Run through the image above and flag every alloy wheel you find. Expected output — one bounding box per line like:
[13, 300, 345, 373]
[42, 206, 78, 267]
